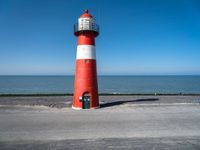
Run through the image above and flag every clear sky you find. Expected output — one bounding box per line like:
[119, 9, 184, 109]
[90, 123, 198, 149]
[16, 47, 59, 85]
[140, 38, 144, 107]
[0, 0, 200, 75]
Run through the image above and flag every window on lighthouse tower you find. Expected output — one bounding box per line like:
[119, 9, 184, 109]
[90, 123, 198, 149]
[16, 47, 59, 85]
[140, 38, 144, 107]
[78, 18, 96, 31]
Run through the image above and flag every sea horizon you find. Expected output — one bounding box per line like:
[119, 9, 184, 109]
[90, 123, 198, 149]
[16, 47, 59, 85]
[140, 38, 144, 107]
[0, 74, 200, 76]
[0, 75, 200, 95]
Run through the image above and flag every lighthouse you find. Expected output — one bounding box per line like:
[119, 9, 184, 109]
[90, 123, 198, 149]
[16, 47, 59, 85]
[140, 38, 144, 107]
[72, 10, 99, 110]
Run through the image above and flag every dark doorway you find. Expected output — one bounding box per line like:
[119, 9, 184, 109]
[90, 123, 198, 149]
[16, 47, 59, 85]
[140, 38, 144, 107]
[82, 93, 90, 109]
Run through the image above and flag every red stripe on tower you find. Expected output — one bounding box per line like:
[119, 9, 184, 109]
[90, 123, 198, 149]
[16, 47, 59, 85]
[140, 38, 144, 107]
[72, 10, 99, 110]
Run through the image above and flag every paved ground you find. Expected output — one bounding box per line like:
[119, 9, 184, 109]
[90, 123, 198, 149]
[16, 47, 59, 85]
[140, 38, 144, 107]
[0, 95, 199, 108]
[0, 96, 200, 149]
[1, 137, 200, 150]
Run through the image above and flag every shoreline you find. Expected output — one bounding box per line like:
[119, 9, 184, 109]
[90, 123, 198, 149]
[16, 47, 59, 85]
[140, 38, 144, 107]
[1, 93, 200, 97]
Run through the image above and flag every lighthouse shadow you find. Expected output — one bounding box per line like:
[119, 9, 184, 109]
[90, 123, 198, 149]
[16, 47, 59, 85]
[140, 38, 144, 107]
[100, 98, 159, 108]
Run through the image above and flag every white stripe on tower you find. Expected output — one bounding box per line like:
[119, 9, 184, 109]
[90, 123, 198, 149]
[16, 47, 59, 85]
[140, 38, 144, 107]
[76, 45, 96, 60]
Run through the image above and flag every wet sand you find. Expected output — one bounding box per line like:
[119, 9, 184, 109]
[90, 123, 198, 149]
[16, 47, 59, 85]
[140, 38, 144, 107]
[0, 95, 200, 149]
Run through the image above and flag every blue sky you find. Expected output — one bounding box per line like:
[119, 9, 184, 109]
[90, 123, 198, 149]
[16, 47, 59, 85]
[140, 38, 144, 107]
[0, 0, 200, 75]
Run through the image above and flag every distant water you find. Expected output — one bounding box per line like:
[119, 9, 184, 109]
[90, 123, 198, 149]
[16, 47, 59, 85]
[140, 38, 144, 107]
[0, 76, 200, 94]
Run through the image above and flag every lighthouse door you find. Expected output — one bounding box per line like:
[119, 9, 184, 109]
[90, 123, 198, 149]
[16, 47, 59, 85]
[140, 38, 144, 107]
[82, 93, 90, 109]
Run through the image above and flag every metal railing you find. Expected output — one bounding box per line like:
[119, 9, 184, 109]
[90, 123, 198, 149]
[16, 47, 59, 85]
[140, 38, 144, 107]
[74, 23, 99, 33]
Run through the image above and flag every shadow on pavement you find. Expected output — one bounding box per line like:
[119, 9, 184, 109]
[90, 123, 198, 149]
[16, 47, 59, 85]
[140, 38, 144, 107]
[100, 98, 159, 108]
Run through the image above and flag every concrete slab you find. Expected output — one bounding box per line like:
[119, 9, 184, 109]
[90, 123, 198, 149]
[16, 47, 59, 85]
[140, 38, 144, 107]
[0, 96, 200, 149]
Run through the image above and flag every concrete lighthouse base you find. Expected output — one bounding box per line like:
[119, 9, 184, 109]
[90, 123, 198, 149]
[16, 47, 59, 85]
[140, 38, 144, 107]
[72, 105, 100, 110]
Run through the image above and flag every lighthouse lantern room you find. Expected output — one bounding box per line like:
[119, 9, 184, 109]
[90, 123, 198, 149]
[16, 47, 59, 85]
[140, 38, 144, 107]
[72, 10, 99, 110]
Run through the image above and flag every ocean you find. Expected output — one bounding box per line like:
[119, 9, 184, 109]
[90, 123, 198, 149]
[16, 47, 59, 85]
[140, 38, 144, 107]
[0, 76, 200, 94]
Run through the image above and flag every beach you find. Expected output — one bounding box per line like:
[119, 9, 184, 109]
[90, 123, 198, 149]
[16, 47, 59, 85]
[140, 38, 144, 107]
[0, 95, 200, 149]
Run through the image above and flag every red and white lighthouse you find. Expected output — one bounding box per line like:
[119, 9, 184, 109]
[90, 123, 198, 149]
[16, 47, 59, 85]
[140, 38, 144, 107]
[72, 10, 99, 110]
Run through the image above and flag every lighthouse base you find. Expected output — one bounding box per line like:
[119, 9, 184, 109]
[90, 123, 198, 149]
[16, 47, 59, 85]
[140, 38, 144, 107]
[72, 105, 100, 110]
